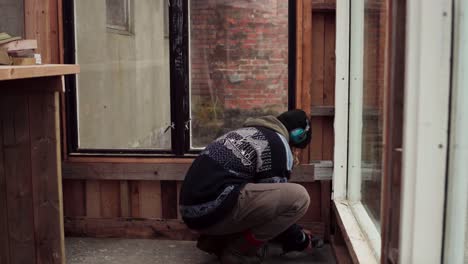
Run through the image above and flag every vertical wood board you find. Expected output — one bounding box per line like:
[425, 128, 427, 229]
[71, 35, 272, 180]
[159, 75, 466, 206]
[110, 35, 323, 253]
[1, 95, 37, 263]
[29, 92, 63, 263]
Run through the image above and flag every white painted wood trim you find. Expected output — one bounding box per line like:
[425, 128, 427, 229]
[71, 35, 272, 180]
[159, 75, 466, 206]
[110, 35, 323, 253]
[443, 0, 468, 262]
[347, 0, 364, 203]
[399, 0, 453, 263]
[335, 201, 378, 264]
[333, 0, 350, 201]
[350, 202, 381, 259]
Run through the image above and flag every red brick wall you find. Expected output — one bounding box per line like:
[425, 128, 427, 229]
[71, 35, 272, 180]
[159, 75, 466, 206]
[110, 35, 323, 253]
[190, 0, 289, 111]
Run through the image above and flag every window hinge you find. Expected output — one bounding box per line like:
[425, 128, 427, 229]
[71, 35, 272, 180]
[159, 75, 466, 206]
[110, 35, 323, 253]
[184, 119, 191, 130]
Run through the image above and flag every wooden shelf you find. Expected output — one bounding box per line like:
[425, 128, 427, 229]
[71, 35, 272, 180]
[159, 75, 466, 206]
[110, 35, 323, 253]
[0, 64, 80, 81]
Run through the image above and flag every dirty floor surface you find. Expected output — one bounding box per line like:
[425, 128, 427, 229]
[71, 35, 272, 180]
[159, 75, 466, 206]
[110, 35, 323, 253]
[66, 237, 336, 264]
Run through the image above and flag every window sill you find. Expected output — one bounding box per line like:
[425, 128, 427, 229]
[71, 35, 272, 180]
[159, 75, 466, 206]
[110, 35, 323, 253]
[333, 200, 379, 264]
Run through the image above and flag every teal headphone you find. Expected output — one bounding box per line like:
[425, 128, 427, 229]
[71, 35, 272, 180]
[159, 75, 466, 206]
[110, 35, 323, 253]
[290, 119, 310, 144]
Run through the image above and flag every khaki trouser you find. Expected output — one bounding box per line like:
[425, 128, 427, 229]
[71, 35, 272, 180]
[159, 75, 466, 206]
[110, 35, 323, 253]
[200, 183, 310, 241]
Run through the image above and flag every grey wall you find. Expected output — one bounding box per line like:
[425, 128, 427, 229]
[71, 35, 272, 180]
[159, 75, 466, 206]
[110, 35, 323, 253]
[75, 0, 171, 149]
[0, 0, 24, 37]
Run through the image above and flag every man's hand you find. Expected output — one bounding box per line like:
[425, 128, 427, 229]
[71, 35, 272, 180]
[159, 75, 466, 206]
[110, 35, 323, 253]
[302, 229, 324, 251]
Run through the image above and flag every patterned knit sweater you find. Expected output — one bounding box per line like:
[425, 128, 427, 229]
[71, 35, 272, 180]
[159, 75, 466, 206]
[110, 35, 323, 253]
[179, 116, 293, 230]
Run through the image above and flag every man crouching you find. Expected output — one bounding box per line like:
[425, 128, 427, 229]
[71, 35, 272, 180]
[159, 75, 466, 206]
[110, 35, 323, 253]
[179, 109, 323, 264]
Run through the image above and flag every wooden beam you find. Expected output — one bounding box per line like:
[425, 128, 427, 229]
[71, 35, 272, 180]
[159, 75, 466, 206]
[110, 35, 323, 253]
[0, 64, 80, 81]
[62, 161, 333, 182]
[64, 217, 198, 241]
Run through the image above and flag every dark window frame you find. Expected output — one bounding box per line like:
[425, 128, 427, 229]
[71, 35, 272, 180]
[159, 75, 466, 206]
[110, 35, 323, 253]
[63, 0, 296, 157]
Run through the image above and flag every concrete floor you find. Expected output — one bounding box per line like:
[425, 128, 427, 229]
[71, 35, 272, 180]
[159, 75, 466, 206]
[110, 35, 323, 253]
[66, 237, 336, 264]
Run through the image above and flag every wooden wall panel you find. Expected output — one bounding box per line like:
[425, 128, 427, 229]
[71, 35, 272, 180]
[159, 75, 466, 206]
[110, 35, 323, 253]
[63, 180, 85, 217]
[138, 181, 162, 219]
[299, 182, 322, 222]
[0, 97, 10, 264]
[24, 0, 60, 64]
[295, 2, 336, 241]
[29, 92, 63, 264]
[1, 96, 37, 263]
[161, 181, 178, 219]
[129, 181, 141, 217]
[100, 181, 121, 218]
[120, 181, 130, 217]
[85, 180, 101, 217]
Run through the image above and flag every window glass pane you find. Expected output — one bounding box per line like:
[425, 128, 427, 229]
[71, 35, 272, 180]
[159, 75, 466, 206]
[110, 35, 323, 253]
[465, 201, 468, 262]
[360, 0, 388, 230]
[189, 0, 289, 148]
[0, 0, 24, 38]
[75, 0, 171, 149]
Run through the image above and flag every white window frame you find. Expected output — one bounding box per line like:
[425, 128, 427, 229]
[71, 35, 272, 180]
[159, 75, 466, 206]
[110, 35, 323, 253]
[333, 0, 380, 263]
[443, 0, 468, 262]
[334, 0, 453, 263]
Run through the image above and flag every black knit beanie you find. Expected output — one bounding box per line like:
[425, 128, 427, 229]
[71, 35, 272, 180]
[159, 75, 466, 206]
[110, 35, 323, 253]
[277, 109, 312, 149]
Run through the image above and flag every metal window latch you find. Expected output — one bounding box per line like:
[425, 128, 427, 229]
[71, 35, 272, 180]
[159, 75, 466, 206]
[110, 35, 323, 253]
[164, 122, 175, 133]
[184, 119, 191, 130]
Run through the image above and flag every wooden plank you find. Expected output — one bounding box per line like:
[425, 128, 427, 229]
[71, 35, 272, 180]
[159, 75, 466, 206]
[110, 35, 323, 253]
[312, 2, 336, 12]
[0, 64, 80, 81]
[100, 181, 121, 218]
[323, 118, 334, 160]
[120, 181, 130, 217]
[331, 236, 354, 264]
[161, 181, 178, 219]
[63, 161, 332, 182]
[311, 105, 335, 116]
[323, 10, 336, 165]
[0, 39, 38, 51]
[299, 182, 322, 222]
[129, 181, 141, 217]
[24, 0, 60, 64]
[64, 217, 197, 241]
[1, 95, 37, 263]
[321, 180, 332, 241]
[323, 15, 335, 165]
[311, 13, 325, 106]
[300, 0, 313, 164]
[58, 0, 64, 64]
[139, 181, 162, 218]
[310, 13, 325, 162]
[310, 117, 324, 160]
[176, 182, 182, 220]
[0, 96, 10, 264]
[66, 157, 195, 164]
[29, 91, 63, 263]
[85, 180, 101, 217]
[324, 13, 336, 106]
[63, 180, 85, 217]
[62, 162, 191, 181]
[296, 0, 304, 110]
